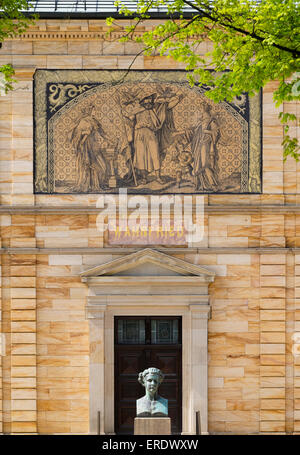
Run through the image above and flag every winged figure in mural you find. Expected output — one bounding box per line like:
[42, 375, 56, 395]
[70, 105, 108, 192]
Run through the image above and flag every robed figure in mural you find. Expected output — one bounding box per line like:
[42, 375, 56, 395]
[132, 93, 164, 184]
[191, 103, 220, 191]
[122, 90, 183, 186]
[70, 105, 108, 192]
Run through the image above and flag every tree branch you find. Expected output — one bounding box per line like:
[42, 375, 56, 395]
[182, 0, 300, 57]
[116, 14, 203, 84]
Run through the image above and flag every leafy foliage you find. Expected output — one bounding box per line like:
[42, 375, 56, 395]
[108, 0, 300, 159]
[0, 0, 35, 92]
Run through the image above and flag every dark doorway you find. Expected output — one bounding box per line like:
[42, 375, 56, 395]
[114, 316, 182, 434]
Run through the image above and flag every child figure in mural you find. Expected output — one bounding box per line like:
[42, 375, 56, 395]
[70, 105, 108, 192]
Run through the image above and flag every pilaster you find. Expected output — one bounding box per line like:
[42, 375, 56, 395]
[189, 303, 211, 435]
[294, 253, 300, 432]
[259, 253, 286, 433]
[86, 302, 106, 434]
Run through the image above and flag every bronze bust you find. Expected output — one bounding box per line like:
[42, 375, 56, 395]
[136, 367, 168, 417]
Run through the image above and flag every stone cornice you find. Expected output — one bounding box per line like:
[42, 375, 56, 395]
[9, 19, 199, 41]
[87, 295, 210, 306]
[0, 247, 299, 255]
[1, 204, 300, 214]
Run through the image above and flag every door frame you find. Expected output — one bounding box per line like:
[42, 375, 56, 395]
[86, 294, 210, 435]
[81, 249, 214, 435]
[114, 315, 183, 434]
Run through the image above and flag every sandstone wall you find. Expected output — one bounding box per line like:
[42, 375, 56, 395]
[0, 19, 299, 434]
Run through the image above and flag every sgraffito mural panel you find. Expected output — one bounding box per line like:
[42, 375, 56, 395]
[34, 70, 262, 194]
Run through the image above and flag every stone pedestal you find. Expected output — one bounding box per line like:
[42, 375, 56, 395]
[134, 417, 171, 435]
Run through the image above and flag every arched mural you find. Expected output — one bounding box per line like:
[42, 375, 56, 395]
[34, 70, 261, 194]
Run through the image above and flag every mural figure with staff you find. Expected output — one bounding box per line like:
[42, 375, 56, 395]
[121, 88, 184, 186]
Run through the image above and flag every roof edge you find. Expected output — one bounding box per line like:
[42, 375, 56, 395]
[21, 11, 197, 20]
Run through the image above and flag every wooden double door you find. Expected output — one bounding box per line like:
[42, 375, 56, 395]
[114, 316, 182, 434]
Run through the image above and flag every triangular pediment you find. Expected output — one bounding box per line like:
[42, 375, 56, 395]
[80, 248, 215, 278]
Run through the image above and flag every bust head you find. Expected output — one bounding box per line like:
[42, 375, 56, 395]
[138, 367, 164, 399]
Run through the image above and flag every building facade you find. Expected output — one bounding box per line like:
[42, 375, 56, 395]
[0, 10, 299, 435]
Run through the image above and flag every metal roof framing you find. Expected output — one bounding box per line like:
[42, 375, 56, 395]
[22, 0, 197, 19]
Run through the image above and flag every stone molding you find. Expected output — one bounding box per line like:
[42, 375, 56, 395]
[87, 295, 210, 306]
[1, 247, 300, 255]
[13, 31, 146, 41]
[1, 204, 300, 214]
[87, 297, 211, 435]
